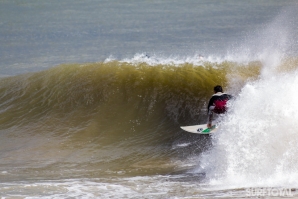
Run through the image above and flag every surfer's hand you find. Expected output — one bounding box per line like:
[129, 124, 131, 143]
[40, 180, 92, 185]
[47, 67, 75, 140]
[207, 123, 212, 128]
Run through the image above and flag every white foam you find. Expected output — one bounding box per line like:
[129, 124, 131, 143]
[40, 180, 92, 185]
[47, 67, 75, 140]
[195, 7, 298, 189]
[0, 176, 211, 198]
[197, 70, 298, 188]
[114, 52, 228, 67]
[172, 142, 192, 149]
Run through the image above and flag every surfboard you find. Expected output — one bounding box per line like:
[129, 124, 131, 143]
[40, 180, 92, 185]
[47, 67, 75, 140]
[180, 124, 217, 134]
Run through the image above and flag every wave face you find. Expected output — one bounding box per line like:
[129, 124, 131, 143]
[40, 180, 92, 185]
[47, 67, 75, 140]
[0, 60, 259, 179]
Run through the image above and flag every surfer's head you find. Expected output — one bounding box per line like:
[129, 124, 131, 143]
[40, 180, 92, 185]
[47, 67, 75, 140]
[214, 85, 223, 93]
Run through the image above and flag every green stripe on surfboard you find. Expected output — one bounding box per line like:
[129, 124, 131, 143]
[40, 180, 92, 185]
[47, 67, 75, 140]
[201, 125, 216, 134]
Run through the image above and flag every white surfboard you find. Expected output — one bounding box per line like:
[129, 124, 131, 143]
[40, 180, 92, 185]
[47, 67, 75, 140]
[180, 124, 217, 134]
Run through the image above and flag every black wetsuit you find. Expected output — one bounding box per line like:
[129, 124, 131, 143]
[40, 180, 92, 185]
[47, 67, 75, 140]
[207, 92, 233, 113]
[207, 92, 233, 124]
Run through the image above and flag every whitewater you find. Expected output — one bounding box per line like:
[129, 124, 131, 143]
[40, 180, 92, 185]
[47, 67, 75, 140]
[1, 0, 298, 198]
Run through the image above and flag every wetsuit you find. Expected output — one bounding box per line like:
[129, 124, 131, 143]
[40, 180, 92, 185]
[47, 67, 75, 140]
[207, 92, 232, 125]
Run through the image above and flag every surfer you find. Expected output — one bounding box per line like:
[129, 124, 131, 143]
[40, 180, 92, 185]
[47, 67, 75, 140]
[207, 85, 232, 128]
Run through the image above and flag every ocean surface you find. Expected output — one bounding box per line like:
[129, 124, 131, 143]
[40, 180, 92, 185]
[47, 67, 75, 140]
[1, 0, 298, 198]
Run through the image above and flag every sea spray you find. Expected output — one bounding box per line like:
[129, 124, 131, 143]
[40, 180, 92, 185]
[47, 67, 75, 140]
[197, 7, 298, 188]
[199, 71, 298, 187]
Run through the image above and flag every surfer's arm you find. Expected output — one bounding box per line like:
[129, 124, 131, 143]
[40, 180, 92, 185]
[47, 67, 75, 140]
[207, 97, 214, 113]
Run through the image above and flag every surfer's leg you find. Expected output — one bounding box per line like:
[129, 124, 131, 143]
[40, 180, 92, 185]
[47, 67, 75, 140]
[207, 106, 214, 127]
